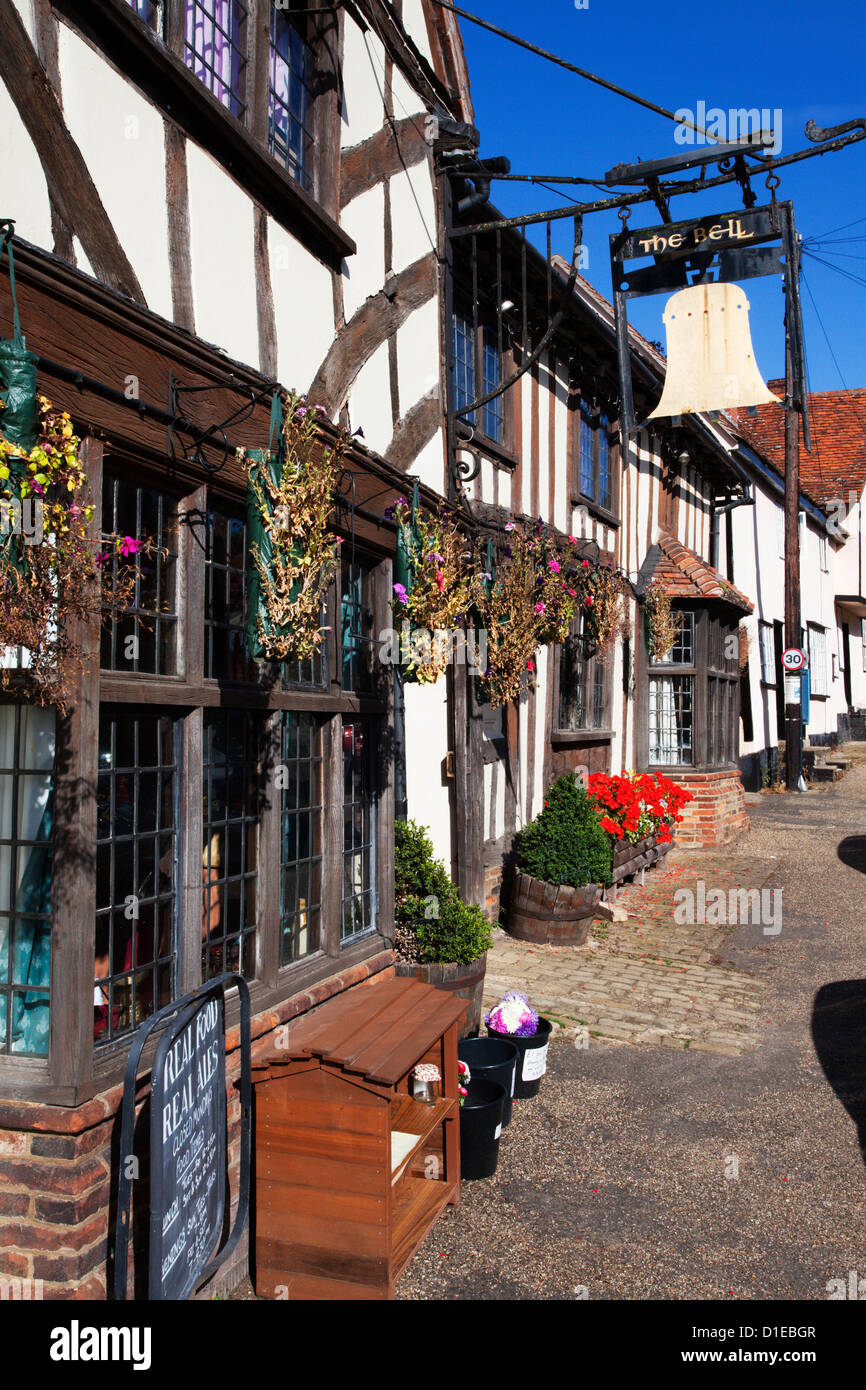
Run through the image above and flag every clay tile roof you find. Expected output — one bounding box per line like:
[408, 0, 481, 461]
[729, 385, 866, 506]
[647, 529, 754, 613]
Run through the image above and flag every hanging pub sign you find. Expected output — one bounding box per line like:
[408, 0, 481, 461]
[114, 975, 251, 1301]
[609, 199, 809, 444]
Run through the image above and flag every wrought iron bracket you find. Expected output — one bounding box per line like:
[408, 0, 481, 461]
[167, 371, 272, 474]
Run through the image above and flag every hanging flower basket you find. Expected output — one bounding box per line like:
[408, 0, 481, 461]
[0, 396, 160, 712]
[242, 390, 347, 664]
[388, 488, 478, 684]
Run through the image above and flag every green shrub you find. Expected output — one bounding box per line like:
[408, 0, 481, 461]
[515, 775, 613, 889]
[394, 819, 493, 965]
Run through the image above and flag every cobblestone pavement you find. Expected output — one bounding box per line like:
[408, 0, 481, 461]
[483, 851, 777, 1054]
[397, 746, 866, 1300]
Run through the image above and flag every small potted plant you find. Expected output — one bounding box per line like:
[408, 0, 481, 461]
[393, 819, 493, 1035]
[508, 774, 613, 946]
[485, 991, 551, 1099]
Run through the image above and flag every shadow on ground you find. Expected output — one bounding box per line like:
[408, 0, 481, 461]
[811, 979, 866, 1167]
[837, 835, 866, 874]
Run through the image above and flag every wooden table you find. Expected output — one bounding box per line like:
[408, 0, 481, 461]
[252, 976, 466, 1300]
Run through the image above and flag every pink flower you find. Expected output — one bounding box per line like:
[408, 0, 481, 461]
[569, 535, 578, 544]
[526, 658, 535, 672]
[435, 570, 445, 591]
[585, 595, 594, 607]
[535, 602, 546, 614]
[548, 559, 560, 573]
[118, 536, 141, 558]
[505, 523, 516, 532]
[582, 559, 590, 569]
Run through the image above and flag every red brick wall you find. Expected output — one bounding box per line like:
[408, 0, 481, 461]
[668, 769, 749, 848]
[484, 864, 504, 926]
[0, 952, 395, 1301]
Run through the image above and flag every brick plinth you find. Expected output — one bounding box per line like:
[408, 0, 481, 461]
[484, 865, 504, 925]
[668, 769, 749, 848]
[0, 950, 395, 1301]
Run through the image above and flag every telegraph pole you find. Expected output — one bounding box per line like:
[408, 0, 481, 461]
[784, 235, 803, 791]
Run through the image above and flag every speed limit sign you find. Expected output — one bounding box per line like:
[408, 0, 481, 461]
[782, 647, 807, 672]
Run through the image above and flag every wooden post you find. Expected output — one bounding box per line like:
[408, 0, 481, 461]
[784, 309, 803, 791]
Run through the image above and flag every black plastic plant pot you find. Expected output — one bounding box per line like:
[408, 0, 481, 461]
[486, 1017, 553, 1099]
[459, 1078, 506, 1181]
[458, 1036, 518, 1128]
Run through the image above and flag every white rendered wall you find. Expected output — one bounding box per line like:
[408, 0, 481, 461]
[59, 26, 173, 321]
[185, 143, 257, 369]
[403, 681, 453, 868]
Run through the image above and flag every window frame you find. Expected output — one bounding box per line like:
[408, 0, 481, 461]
[552, 611, 614, 744]
[807, 623, 828, 698]
[571, 391, 619, 523]
[450, 304, 515, 464]
[758, 620, 776, 686]
[639, 602, 741, 772]
[5, 439, 394, 1099]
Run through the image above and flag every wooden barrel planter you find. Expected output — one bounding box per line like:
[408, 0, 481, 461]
[507, 873, 602, 946]
[394, 953, 487, 1037]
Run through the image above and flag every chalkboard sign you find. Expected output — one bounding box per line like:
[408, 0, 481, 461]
[149, 992, 226, 1301]
[114, 974, 251, 1303]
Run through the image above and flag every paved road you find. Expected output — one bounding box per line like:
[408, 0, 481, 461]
[398, 751, 866, 1300]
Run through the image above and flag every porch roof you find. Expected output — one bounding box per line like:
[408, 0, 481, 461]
[641, 529, 754, 613]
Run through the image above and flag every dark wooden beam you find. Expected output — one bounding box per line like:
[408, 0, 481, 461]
[0, 0, 145, 302]
[308, 252, 437, 417]
[164, 119, 195, 333]
[253, 206, 278, 379]
[385, 386, 441, 473]
[33, 0, 75, 264]
[340, 117, 429, 209]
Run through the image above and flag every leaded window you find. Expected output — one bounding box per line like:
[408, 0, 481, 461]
[575, 401, 614, 512]
[101, 476, 179, 675]
[205, 507, 251, 681]
[808, 624, 828, 696]
[342, 720, 376, 941]
[269, 8, 315, 190]
[646, 606, 739, 768]
[0, 705, 54, 1057]
[341, 556, 377, 694]
[280, 712, 323, 965]
[452, 311, 475, 424]
[185, 0, 247, 119]
[759, 620, 775, 684]
[452, 312, 505, 445]
[95, 710, 178, 1045]
[557, 613, 609, 732]
[201, 710, 259, 981]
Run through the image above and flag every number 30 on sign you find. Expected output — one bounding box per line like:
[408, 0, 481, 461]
[782, 647, 807, 672]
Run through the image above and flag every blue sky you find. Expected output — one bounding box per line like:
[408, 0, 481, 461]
[454, 0, 866, 393]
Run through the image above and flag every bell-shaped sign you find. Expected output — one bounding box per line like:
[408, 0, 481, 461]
[648, 281, 781, 420]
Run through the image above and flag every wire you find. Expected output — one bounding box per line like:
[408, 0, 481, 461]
[802, 248, 866, 290]
[428, 0, 716, 141]
[801, 269, 866, 442]
[804, 215, 866, 240]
